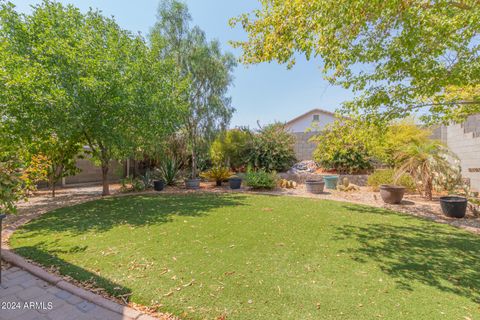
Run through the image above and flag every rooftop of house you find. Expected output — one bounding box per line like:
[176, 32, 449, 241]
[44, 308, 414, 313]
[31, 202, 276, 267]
[286, 108, 339, 126]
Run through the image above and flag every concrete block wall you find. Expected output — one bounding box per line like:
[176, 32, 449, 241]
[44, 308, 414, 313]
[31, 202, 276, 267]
[65, 158, 124, 185]
[292, 132, 318, 161]
[446, 122, 480, 192]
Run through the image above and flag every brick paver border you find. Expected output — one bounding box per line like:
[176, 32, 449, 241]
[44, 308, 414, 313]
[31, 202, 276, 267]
[1, 249, 158, 320]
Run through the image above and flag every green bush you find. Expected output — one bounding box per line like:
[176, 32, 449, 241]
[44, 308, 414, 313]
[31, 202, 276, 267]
[367, 169, 416, 192]
[210, 129, 250, 169]
[312, 119, 434, 173]
[245, 169, 278, 190]
[200, 166, 233, 185]
[120, 177, 147, 192]
[319, 148, 373, 174]
[157, 157, 181, 186]
[312, 120, 375, 174]
[246, 123, 296, 172]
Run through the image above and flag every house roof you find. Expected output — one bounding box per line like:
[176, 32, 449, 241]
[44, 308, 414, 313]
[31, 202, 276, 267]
[286, 108, 339, 126]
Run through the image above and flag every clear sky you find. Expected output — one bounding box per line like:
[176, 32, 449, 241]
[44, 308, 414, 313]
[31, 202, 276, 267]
[12, 0, 354, 128]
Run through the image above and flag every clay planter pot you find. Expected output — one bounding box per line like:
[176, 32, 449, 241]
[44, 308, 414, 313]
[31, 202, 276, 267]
[153, 180, 164, 191]
[305, 180, 325, 194]
[440, 196, 468, 218]
[379, 184, 406, 204]
[229, 177, 242, 190]
[185, 178, 201, 190]
[323, 175, 339, 190]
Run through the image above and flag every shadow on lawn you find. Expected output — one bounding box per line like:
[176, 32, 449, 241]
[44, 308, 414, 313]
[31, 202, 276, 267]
[15, 193, 248, 236]
[13, 245, 132, 300]
[334, 204, 480, 302]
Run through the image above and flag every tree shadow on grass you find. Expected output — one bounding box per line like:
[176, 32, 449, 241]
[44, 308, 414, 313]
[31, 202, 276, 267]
[333, 204, 480, 303]
[15, 193, 248, 236]
[13, 245, 132, 300]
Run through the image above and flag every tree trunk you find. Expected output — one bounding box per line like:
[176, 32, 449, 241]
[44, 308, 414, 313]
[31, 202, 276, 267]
[425, 178, 433, 201]
[191, 149, 196, 179]
[48, 169, 56, 198]
[101, 162, 110, 196]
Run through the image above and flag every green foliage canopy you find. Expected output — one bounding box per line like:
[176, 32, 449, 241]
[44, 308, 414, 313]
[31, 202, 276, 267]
[231, 0, 480, 124]
[0, 1, 186, 196]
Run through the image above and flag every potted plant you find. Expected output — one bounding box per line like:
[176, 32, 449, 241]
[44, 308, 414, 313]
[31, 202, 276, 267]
[439, 196, 468, 218]
[305, 179, 325, 194]
[229, 176, 242, 189]
[157, 157, 180, 187]
[200, 166, 233, 187]
[379, 184, 406, 204]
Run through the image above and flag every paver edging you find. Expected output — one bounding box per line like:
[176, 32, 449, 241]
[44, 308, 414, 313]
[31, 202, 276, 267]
[1, 248, 145, 320]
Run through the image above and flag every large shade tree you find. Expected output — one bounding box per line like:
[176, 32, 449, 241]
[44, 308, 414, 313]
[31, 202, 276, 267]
[231, 0, 480, 124]
[0, 1, 81, 197]
[151, 0, 236, 179]
[0, 1, 185, 196]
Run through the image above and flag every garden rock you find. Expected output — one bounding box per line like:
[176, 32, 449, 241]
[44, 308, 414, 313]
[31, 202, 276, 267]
[288, 160, 318, 174]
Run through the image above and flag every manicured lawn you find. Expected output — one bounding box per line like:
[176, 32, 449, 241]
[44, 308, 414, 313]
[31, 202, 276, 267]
[10, 193, 480, 319]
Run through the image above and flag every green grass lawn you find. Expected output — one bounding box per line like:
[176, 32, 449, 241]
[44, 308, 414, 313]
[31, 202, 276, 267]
[10, 193, 480, 320]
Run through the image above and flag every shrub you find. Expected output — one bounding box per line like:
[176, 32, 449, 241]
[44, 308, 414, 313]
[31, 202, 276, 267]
[157, 157, 181, 186]
[210, 129, 250, 169]
[245, 169, 278, 190]
[373, 121, 431, 167]
[312, 119, 434, 172]
[120, 177, 146, 192]
[395, 140, 461, 200]
[367, 169, 416, 192]
[200, 166, 233, 185]
[312, 120, 375, 174]
[0, 158, 28, 214]
[139, 169, 154, 189]
[246, 123, 296, 172]
[320, 148, 373, 174]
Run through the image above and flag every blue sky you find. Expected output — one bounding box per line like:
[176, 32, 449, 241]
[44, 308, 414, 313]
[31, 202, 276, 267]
[13, 0, 354, 128]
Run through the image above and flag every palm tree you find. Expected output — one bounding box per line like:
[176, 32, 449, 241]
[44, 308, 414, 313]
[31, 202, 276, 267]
[394, 140, 461, 200]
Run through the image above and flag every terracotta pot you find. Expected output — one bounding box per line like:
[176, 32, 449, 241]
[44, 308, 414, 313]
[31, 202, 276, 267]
[379, 184, 405, 204]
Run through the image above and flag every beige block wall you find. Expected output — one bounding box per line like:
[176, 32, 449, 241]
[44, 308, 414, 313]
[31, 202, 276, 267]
[292, 132, 318, 161]
[446, 123, 480, 192]
[65, 157, 124, 185]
